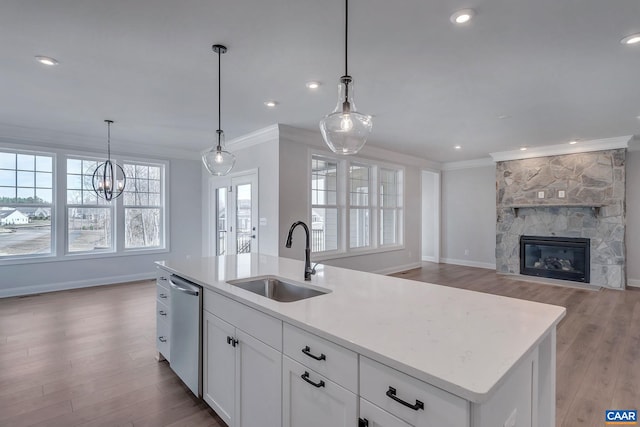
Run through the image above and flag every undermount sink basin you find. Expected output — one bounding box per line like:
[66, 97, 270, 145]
[227, 276, 330, 302]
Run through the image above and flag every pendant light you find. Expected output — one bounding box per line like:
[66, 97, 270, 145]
[202, 44, 236, 176]
[92, 120, 126, 201]
[319, 0, 372, 155]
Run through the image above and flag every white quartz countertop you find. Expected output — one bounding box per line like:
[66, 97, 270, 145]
[156, 254, 566, 403]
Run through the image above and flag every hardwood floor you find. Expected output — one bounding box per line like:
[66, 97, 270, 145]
[0, 281, 224, 427]
[391, 263, 640, 427]
[1, 265, 638, 426]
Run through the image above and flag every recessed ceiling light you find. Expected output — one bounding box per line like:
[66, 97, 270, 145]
[264, 101, 277, 108]
[497, 114, 511, 120]
[621, 33, 640, 45]
[520, 147, 528, 151]
[454, 145, 462, 150]
[450, 9, 475, 25]
[35, 55, 59, 66]
[306, 81, 321, 90]
[569, 140, 578, 145]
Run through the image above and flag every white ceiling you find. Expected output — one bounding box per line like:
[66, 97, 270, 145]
[1, 0, 639, 163]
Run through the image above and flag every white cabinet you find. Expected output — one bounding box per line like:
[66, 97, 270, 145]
[282, 356, 357, 427]
[359, 398, 412, 427]
[360, 357, 469, 427]
[203, 290, 282, 427]
[203, 311, 235, 425]
[155, 273, 171, 362]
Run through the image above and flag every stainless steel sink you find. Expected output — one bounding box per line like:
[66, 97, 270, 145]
[227, 276, 329, 302]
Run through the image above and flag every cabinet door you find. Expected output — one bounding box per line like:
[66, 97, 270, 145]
[283, 356, 357, 427]
[236, 329, 282, 427]
[360, 398, 412, 427]
[203, 312, 236, 426]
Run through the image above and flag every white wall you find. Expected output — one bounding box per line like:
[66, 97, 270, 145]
[421, 171, 440, 262]
[0, 158, 202, 297]
[626, 150, 640, 285]
[441, 165, 496, 269]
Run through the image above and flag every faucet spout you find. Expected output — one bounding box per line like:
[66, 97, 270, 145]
[286, 221, 314, 281]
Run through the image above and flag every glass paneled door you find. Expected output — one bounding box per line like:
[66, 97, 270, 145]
[212, 172, 258, 256]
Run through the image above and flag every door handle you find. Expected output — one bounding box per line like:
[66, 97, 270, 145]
[251, 235, 256, 239]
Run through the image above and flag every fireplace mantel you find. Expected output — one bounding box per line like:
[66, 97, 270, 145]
[502, 204, 604, 217]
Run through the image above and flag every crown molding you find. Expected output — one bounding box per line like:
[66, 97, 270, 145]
[490, 135, 632, 162]
[441, 157, 495, 171]
[278, 124, 441, 170]
[225, 124, 280, 151]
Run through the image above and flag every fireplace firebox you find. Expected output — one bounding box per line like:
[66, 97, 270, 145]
[520, 236, 590, 283]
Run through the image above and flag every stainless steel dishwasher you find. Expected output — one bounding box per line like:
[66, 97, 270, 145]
[168, 274, 202, 397]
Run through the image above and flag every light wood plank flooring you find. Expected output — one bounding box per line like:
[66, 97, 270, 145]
[0, 281, 224, 427]
[1, 264, 638, 426]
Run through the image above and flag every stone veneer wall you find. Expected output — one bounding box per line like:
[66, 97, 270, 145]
[496, 149, 626, 289]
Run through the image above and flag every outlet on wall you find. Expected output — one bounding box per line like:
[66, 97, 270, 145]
[464, 249, 470, 256]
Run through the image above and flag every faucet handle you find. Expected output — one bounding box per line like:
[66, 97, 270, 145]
[311, 262, 320, 275]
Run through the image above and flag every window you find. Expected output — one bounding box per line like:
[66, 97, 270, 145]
[311, 157, 339, 253]
[0, 150, 54, 258]
[310, 154, 403, 256]
[349, 163, 371, 249]
[123, 162, 163, 249]
[379, 168, 402, 246]
[66, 158, 113, 253]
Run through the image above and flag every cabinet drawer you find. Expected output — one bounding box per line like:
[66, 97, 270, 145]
[156, 279, 170, 303]
[204, 290, 282, 351]
[156, 316, 170, 362]
[156, 300, 170, 321]
[283, 323, 358, 393]
[360, 357, 469, 427]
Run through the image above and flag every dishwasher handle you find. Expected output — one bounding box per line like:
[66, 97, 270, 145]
[169, 275, 201, 296]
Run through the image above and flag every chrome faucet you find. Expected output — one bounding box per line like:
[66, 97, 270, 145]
[285, 221, 315, 281]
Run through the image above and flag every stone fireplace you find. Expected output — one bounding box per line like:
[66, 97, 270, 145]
[495, 149, 626, 289]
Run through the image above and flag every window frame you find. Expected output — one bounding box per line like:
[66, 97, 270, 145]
[0, 143, 169, 266]
[0, 148, 56, 261]
[309, 150, 404, 261]
[310, 155, 343, 257]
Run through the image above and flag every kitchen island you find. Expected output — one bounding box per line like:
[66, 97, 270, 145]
[156, 254, 565, 427]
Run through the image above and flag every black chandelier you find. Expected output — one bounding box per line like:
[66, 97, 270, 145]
[92, 120, 126, 201]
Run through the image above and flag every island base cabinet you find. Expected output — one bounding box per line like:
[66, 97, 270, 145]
[359, 398, 412, 427]
[203, 311, 282, 427]
[203, 312, 235, 426]
[283, 356, 357, 427]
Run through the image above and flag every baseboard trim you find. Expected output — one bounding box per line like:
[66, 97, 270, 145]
[375, 262, 423, 276]
[441, 258, 496, 270]
[628, 279, 640, 288]
[421, 256, 438, 263]
[0, 272, 156, 298]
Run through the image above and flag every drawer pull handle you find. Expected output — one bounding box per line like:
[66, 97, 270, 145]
[226, 336, 238, 347]
[301, 371, 325, 388]
[302, 345, 326, 361]
[386, 387, 424, 411]
[159, 293, 167, 299]
[359, 418, 369, 427]
[158, 336, 167, 343]
[159, 276, 167, 281]
[159, 310, 167, 316]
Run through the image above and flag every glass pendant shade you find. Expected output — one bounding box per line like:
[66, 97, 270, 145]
[202, 130, 236, 176]
[320, 76, 372, 155]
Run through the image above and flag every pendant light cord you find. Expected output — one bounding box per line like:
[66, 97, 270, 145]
[217, 48, 222, 140]
[345, 0, 349, 76]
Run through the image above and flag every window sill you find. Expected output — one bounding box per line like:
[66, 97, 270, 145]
[0, 247, 169, 266]
[311, 245, 405, 262]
